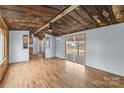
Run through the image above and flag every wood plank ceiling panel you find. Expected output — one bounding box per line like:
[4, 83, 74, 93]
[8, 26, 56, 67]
[69, 11, 91, 29]
[112, 5, 124, 23]
[75, 6, 99, 27]
[0, 5, 69, 38]
[95, 5, 116, 25]
[27, 5, 69, 36]
[82, 5, 107, 26]
[52, 22, 70, 34]
[64, 15, 86, 30]
[60, 17, 80, 32]
[45, 5, 69, 11]
[0, 5, 56, 17]
[1, 5, 124, 39]
[53, 19, 78, 34]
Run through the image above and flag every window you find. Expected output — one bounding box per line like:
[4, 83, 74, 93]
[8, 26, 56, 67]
[0, 31, 4, 62]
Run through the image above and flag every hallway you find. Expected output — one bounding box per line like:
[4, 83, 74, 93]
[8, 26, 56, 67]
[0, 56, 124, 88]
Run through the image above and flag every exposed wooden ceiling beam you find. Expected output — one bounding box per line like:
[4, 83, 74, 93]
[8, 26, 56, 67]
[32, 5, 80, 35]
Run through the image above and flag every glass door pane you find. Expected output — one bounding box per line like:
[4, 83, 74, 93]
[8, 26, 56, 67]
[66, 37, 75, 62]
[74, 37, 79, 63]
[75, 34, 85, 65]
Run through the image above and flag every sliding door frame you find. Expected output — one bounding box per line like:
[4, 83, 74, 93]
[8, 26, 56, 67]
[65, 33, 86, 65]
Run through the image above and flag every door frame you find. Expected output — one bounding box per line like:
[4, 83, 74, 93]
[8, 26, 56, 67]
[0, 14, 8, 81]
[0, 18, 8, 64]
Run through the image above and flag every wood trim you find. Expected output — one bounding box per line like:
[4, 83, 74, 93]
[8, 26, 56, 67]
[0, 13, 8, 81]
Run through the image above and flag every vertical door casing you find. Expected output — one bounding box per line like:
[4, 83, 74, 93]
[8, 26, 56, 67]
[0, 15, 8, 81]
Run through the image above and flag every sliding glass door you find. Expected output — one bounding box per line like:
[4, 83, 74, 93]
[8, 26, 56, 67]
[66, 37, 75, 62]
[75, 35, 85, 65]
[66, 34, 85, 65]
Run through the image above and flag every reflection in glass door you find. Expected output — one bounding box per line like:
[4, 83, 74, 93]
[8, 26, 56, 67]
[66, 37, 75, 62]
[75, 35, 85, 65]
[66, 34, 85, 65]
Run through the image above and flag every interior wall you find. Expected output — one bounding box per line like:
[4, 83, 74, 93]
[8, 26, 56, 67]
[86, 23, 124, 76]
[86, 27, 107, 71]
[107, 23, 124, 76]
[45, 34, 56, 58]
[9, 31, 29, 63]
[33, 37, 40, 55]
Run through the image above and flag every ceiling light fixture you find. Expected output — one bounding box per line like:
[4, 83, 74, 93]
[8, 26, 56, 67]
[31, 34, 34, 37]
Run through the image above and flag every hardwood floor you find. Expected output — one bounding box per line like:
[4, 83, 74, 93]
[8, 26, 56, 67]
[0, 56, 124, 88]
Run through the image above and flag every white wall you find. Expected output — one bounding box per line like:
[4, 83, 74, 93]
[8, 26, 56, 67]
[56, 36, 65, 59]
[9, 31, 29, 63]
[86, 27, 107, 71]
[86, 23, 124, 76]
[45, 34, 56, 58]
[33, 37, 40, 55]
[107, 24, 124, 76]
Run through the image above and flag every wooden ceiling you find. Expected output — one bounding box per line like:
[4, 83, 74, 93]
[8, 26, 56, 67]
[0, 5, 124, 39]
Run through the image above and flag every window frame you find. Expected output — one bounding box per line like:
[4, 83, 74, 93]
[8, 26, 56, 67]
[0, 28, 6, 64]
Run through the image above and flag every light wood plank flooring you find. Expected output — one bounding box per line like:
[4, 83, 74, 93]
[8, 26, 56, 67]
[0, 56, 124, 88]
